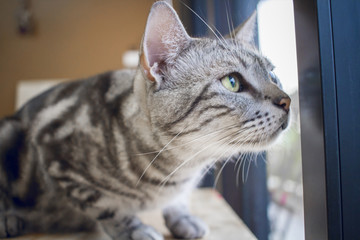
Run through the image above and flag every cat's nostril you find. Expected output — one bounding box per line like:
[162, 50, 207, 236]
[275, 97, 291, 112]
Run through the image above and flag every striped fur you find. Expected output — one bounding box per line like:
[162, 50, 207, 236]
[0, 2, 290, 239]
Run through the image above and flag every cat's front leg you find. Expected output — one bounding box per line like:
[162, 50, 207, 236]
[163, 203, 209, 239]
[99, 214, 163, 240]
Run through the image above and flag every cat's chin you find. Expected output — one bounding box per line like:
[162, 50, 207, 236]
[237, 143, 273, 152]
[239, 126, 288, 152]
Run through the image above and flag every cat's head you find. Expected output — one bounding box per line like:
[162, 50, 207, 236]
[139, 1, 290, 154]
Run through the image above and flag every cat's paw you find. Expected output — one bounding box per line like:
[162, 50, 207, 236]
[0, 214, 25, 238]
[166, 215, 208, 239]
[108, 218, 163, 240]
[130, 224, 164, 240]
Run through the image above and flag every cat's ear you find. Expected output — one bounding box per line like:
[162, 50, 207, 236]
[140, 1, 191, 82]
[229, 11, 257, 45]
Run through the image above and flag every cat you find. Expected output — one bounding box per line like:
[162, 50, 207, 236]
[0, 1, 290, 240]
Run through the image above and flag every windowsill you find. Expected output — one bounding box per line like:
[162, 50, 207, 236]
[12, 189, 255, 240]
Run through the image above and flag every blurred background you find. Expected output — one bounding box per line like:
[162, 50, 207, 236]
[0, 0, 303, 240]
[0, 0, 156, 118]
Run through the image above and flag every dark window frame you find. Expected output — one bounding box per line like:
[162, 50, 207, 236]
[294, 0, 360, 239]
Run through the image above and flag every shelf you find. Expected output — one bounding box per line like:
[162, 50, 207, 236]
[11, 189, 255, 240]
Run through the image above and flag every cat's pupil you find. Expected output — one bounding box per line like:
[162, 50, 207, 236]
[229, 76, 236, 87]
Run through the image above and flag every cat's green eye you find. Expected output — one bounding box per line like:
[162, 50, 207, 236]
[221, 74, 242, 92]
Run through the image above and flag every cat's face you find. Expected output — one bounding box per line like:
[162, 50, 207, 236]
[140, 2, 290, 155]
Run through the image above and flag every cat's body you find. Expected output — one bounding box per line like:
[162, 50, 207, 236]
[0, 2, 290, 239]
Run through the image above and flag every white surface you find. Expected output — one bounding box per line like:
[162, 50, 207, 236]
[122, 50, 139, 68]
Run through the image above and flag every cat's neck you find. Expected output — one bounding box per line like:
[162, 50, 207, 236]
[130, 69, 218, 179]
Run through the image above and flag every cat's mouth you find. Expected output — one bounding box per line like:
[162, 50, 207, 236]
[253, 116, 290, 146]
[269, 117, 290, 140]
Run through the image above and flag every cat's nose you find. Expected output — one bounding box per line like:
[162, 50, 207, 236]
[274, 97, 291, 112]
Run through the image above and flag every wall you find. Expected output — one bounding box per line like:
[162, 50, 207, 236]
[0, 0, 155, 118]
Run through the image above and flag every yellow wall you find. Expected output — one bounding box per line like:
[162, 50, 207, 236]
[0, 0, 156, 118]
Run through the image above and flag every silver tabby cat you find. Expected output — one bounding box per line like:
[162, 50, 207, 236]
[0, 1, 290, 239]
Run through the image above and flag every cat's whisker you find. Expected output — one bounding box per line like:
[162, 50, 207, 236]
[225, 2, 233, 39]
[191, 131, 241, 183]
[230, 127, 252, 146]
[213, 155, 233, 188]
[169, 123, 239, 145]
[254, 152, 261, 167]
[206, 129, 243, 155]
[220, 1, 244, 60]
[214, 134, 258, 187]
[235, 152, 247, 186]
[211, 128, 257, 188]
[196, 128, 248, 182]
[227, 1, 237, 44]
[181, 1, 227, 46]
[228, 139, 251, 186]
[244, 152, 258, 182]
[210, 131, 247, 164]
[208, 22, 230, 45]
[136, 125, 188, 186]
[225, 0, 240, 52]
[134, 123, 239, 156]
[210, 129, 253, 188]
[234, 152, 245, 171]
[226, 1, 242, 52]
[261, 152, 268, 165]
[242, 155, 250, 183]
[158, 131, 239, 192]
[236, 152, 246, 185]
[209, 24, 239, 61]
